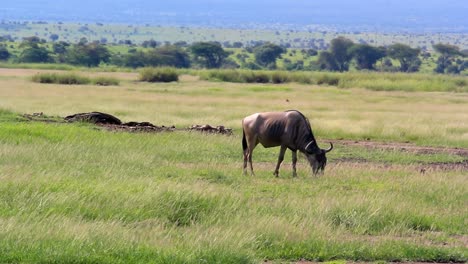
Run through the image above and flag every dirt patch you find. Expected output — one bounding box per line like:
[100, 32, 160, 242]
[418, 160, 468, 172]
[331, 140, 468, 172]
[332, 139, 468, 157]
[22, 112, 231, 135]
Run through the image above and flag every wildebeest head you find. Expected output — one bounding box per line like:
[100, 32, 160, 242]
[305, 142, 333, 174]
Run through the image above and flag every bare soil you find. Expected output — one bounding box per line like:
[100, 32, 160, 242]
[330, 139, 468, 172]
[331, 139, 468, 157]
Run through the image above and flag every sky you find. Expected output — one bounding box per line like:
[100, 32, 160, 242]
[1, 0, 467, 32]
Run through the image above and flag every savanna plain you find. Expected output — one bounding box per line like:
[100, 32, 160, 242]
[0, 68, 467, 263]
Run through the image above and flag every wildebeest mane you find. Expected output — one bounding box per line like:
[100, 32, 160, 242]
[284, 109, 313, 135]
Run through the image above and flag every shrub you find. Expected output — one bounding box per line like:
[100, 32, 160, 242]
[31, 73, 56, 83]
[316, 74, 340, 86]
[31, 73, 90, 85]
[55, 73, 90, 85]
[139, 67, 179, 82]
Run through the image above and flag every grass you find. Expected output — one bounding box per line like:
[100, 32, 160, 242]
[0, 111, 466, 262]
[1, 68, 467, 148]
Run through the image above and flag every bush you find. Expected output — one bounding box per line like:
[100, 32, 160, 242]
[139, 67, 179, 82]
[31, 73, 90, 85]
[31, 73, 120, 86]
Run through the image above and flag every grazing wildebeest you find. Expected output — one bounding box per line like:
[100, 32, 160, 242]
[242, 110, 333, 177]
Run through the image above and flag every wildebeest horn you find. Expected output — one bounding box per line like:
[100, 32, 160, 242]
[305, 141, 319, 154]
[324, 142, 333, 153]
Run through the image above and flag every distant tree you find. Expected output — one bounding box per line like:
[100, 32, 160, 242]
[253, 43, 286, 69]
[52, 41, 69, 54]
[329, 37, 354, 71]
[141, 39, 160, 48]
[145, 45, 190, 68]
[433, 43, 463, 74]
[18, 36, 51, 63]
[190, 42, 229, 68]
[232, 42, 243, 48]
[19, 46, 51, 63]
[317, 51, 339, 71]
[0, 45, 10, 61]
[116, 51, 146, 68]
[348, 44, 386, 70]
[306, 49, 318, 56]
[173, 41, 188, 48]
[66, 41, 110, 67]
[114, 46, 190, 69]
[49, 33, 59, 42]
[52, 41, 70, 63]
[387, 43, 421, 72]
[19, 36, 42, 48]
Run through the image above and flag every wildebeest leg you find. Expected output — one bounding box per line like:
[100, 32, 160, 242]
[243, 147, 248, 175]
[245, 138, 258, 176]
[274, 145, 287, 177]
[291, 150, 298, 177]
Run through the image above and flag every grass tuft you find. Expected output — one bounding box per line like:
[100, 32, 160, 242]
[139, 67, 179, 82]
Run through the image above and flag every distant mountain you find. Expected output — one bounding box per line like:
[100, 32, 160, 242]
[1, 0, 467, 32]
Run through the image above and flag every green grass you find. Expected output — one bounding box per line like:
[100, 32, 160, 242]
[0, 110, 466, 263]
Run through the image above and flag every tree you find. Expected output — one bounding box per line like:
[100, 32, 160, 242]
[190, 42, 229, 68]
[66, 41, 110, 67]
[0, 45, 11, 61]
[317, 51, 339, 71]
[18, 36, 51, 63]
[253, 43, 285, 69]
[52, 41, 70, 54]
[433, 43, 463, 74]
[348, 44, 386, 70]
[141, 39, 160, 48]
[145, 45, 190, 68]
[52, 41, 70, 63]
[113, 46, 190, 69]
[387, 43, 421, 72]
[49, 33, 59, 42]
[330, 37, 354, 71]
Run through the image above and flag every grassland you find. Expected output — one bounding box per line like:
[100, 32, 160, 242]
[1, 22, 467, 50]
[0, 68, 467, 263]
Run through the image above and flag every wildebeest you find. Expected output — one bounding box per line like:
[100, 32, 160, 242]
[242, 110, 333, 177]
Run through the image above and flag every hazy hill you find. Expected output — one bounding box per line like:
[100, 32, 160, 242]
[1, 0, 467, 32]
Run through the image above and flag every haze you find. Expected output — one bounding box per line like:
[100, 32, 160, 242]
[1, 0, 467, 32]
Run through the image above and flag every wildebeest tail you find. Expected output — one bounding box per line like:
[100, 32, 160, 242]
[242, 128, 247, 152]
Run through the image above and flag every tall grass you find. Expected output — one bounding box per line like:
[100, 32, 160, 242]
[196, 69, 468, 92]
[139, 67, 179, 82]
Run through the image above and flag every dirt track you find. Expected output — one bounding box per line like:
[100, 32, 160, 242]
[330, 139, 468, 171]
[332, 139, 468, 157]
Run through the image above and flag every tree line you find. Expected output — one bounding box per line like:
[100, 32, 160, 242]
[0, 36, 466, 74]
